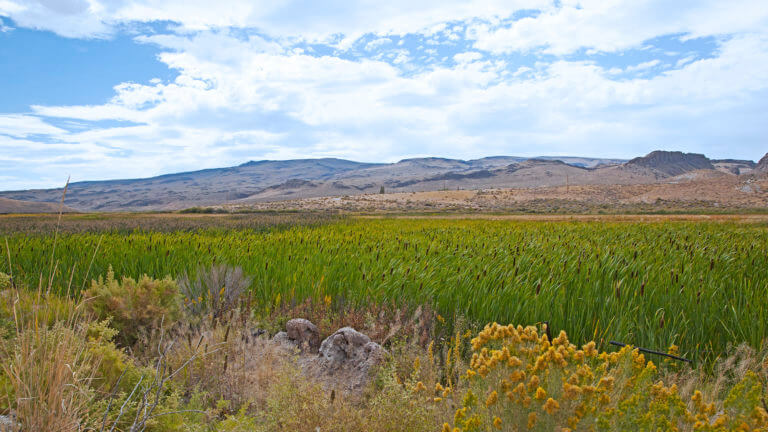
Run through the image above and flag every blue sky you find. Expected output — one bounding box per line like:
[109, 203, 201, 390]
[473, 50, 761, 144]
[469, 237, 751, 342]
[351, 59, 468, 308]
[1, 1, 767, 190]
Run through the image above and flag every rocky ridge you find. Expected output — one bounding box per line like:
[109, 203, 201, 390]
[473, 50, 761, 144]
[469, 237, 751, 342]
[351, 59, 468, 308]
[626, 151, 715, 176]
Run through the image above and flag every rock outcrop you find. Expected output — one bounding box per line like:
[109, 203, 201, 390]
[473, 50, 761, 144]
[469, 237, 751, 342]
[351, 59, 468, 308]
[756, 153, 768, 175]
[626, 151, 715, 177]
[272, 320, 387, 395]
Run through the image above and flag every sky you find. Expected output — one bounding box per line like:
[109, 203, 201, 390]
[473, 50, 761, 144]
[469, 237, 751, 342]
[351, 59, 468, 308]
[1, 1, 767, 190]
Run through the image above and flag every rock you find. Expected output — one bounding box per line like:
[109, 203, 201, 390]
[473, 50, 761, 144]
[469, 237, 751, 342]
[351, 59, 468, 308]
[286, 318, 321, 353]
[272, 319, 321, 353]
[0, 414, 18, 432]
[626, 151, 714, 177]
[309, 327, 387, 394]
[272, 331, 298, 351]
[756, 153, 768, 174]
[270, 320, 388, 395]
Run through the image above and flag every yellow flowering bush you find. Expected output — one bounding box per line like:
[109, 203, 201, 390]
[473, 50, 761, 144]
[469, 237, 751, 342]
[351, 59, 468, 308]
[433, 323, 768, 431]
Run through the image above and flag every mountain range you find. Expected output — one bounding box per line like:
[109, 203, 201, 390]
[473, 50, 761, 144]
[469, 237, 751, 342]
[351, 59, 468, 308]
[0, 151, 765, 212]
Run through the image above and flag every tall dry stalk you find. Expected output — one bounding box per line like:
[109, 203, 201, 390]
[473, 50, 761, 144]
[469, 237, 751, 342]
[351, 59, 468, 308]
[46, 176, 70, 296]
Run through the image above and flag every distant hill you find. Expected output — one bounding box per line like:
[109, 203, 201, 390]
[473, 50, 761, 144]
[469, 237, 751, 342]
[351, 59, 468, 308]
[0, 151, 761, 212]
[626, 151, 714, 176]
[0, 197, 76, 214]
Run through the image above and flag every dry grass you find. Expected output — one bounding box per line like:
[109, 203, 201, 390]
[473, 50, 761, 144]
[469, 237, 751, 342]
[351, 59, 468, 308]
[0, 295, 99, 431]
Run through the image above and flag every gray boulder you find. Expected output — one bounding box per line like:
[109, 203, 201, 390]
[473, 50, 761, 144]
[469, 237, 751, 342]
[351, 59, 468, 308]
[286, 318, 321, 353]
[309, 327, 387, 394]
[271, 320, 388, 395]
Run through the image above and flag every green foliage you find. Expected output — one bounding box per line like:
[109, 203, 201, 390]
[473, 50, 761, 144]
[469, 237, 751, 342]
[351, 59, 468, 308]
[85, 266, 181, 346]
[5, 218, 768, 362]
[0, 272, 10, 290]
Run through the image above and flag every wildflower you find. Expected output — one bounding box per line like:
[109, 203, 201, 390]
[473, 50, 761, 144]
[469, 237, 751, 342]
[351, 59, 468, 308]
[428, 341, 434, 364]
[563, 382, 582, 399]
[442, 423, 452, 432]
[528, 375, 540, 392]
[527, 412, 537, 429]
[544, 397, 560, 414]
[463, 389, 478, 408]
[464, 415, 483, 429]
[712, 414, 728, 427]
[454, 407, 467, 424]
[598, 376, 615, 391]
[668, 344, 679, 356]
[510, 370, 526, 382]
[554, 330, 569, 346]
[486, 390, 499, 407]
[582, 341, 597, 357]
[535, 387, 547, 400]
[507, 355, 522, 368]
[493, 416, 502, 429]
[632, 350, 646, 368]
[414, 381, 426, 392]
[521, 395, 532, 407]
[691, 390, 702, 404]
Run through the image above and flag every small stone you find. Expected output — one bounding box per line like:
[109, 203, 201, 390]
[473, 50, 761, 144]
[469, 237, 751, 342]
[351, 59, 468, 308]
[0, 414, 19, 432]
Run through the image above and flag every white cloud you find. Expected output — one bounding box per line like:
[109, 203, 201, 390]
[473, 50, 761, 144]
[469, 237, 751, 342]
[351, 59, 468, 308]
[470, 0, 768, 55]
[453, 51, 483, 64]
[2, 1, 768, 188]
[7, 29, 765, 187]
[0, 0, 550, 41]
[365, 37, 391, 51]
[0, 114, 66, 137]
[624, 59, 661, 74]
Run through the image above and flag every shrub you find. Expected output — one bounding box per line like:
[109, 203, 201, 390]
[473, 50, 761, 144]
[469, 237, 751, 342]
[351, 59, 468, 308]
[0, 320, 99, 430]
[85, 267, 181, 346]
[435, 323, 768, 431]
[0, 289, 82, 331]
[0, 272, 10, 290]
[178, 264, 251, 321]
